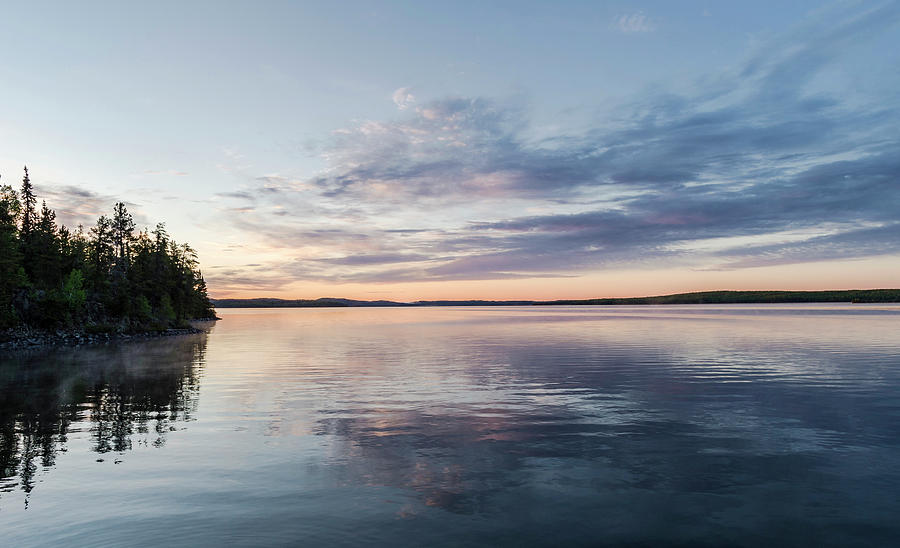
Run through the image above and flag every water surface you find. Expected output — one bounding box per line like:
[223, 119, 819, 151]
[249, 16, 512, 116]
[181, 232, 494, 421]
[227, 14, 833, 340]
[2, 305, 900, 546]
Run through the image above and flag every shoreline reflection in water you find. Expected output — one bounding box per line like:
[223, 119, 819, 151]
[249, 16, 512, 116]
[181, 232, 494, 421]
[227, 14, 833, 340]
[0, 335, 207, 507]
[1, 306, 899, 547]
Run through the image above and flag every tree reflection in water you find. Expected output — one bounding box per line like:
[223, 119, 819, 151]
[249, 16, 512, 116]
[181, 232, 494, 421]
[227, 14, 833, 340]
[0, 335, 206, 504]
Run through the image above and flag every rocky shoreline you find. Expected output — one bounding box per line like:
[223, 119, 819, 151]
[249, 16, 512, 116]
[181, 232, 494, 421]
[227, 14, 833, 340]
[0, 319, 218, 351]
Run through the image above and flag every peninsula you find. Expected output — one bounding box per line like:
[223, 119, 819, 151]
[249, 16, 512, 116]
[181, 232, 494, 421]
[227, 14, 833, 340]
[1, 167, 216, 348]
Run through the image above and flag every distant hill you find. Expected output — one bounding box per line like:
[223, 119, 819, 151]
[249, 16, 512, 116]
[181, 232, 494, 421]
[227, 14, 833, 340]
[535, 289, 900, 305]
[211, 297, 410, 308]
[212, 290, 900, 308]
[212, 297, 534, 308]
[414, 300, 535, 306]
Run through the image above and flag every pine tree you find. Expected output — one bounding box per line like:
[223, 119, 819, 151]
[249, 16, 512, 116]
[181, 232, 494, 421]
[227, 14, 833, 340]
[111, 201, 135, 265]
[89, 215, 114, 297]
[2, 168, 215, 330]
[19, 167, 39, 284]
[33, 201, 61, 288]
[20, 166, 36, 237]
[0, 182, 24, 327]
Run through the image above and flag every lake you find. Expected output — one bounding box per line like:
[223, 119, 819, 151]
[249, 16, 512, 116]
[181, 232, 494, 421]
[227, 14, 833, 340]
[2, 305, 900, 547]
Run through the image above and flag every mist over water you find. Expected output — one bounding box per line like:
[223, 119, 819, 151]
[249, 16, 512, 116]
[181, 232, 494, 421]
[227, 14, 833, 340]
[2, 305, 900, 547]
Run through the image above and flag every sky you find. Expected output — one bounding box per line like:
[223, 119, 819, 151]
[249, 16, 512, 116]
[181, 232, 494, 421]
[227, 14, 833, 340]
[1, 1, 899, 301]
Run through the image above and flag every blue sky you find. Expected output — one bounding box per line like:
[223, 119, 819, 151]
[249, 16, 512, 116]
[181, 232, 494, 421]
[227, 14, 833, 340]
[1, 1, 899, 299]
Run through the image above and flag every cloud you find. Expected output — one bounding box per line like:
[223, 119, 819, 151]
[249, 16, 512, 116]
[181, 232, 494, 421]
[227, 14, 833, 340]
[203, 268, 297, 293]
[712, 223, 900, 270]
[312, 252, 435, 266]
[33, 184, 150, 229]
[216, 190, 256, 201]
[614, 12, 656, 33]
[141, 169, 189, 176]
[217, 3, 900, 286]
[392, 87, 416, 110]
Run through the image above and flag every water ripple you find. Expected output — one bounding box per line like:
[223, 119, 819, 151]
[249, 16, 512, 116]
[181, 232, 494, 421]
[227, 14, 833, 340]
[2, 305, 900, 546]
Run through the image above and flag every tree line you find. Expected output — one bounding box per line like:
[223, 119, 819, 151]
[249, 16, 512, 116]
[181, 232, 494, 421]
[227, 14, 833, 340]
[536, 289, 900, 305]
[0, 167, 215, 331]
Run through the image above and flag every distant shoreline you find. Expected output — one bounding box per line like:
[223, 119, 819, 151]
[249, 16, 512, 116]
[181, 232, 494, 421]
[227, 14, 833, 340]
[212, 289, 900, 309]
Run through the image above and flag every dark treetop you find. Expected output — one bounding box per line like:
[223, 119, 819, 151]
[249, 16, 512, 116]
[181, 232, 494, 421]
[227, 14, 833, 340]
[0, 167, 215, 335]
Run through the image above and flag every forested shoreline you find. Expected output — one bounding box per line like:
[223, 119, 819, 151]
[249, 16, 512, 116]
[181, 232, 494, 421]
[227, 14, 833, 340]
[536, 289, 900, 305]
[212, 289, 900, 309]
[1, 167, 215, 340]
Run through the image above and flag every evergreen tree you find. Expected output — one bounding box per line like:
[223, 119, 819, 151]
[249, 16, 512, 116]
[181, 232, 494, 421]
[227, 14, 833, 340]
[89, 215, 114, 294]
[111, 201, 135, 264]
[0, 182, 24, 327]
[1, 166, 216, 332]
[19, 166, 36, 236]
[19, 166, 39, 283]
[33, 201, 61, 289]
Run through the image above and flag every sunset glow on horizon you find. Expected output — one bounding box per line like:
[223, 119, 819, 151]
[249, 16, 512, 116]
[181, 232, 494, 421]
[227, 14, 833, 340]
[2, 1, 899, 301]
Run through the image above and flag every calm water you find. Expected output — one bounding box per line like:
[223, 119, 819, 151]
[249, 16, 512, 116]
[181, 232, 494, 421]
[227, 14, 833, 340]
[2, 305, 900, 547]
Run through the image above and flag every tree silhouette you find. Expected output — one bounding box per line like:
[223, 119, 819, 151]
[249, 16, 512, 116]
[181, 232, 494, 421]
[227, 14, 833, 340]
[0, 181, 24, 327]
[0, 167, 215, 331]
